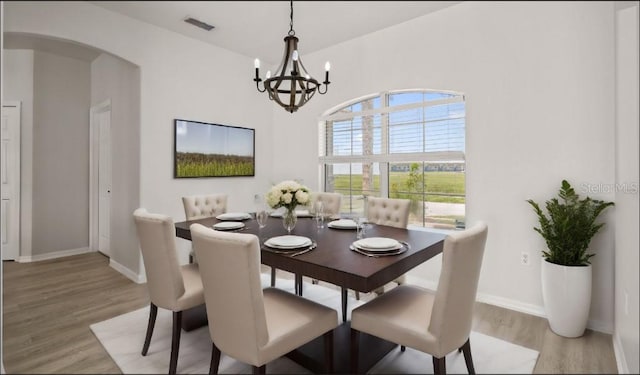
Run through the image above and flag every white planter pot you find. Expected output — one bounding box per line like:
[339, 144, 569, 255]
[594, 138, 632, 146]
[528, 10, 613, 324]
[541, 259, 592, 338]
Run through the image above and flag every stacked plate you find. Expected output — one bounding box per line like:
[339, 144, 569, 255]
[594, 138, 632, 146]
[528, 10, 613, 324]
[264, 235, 312, 251]
[270, 210, 313, 218]
[327, 219, 358, 230]
[216, 212, 251, 221]
[350, 237, 407, 257]
[212, 221, 245, 231]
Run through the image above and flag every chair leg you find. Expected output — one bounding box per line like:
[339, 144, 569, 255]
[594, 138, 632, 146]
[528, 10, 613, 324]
[400, 345, 406, 352]
[270, 267, 276, 287]
[295, 274, 303, 296]
[461, 338, 475, 374]
[141, 303, 158, 356]
[350, 328, 360, 374]
[355, 290, 360, 300]
[432, 356, 446, 375]
[169, 311, 182, 375]
[209, 343, 221, 375]
[252, 365, 266, 375]
[324, 329, 334, 373]
[341, 287, 348, 322]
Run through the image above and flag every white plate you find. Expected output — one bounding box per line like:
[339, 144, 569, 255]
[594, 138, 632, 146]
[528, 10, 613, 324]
[213, 221, 245, 230]
[216, 212, 251, 221]
[265, 235, 312, 249]
[328, 219, 358, 229]
[354, 237, 401, 251]
[270, 210, 313, 218]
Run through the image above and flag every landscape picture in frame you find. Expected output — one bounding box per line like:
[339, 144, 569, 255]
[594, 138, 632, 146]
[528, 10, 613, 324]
[174, 119, 255, 178]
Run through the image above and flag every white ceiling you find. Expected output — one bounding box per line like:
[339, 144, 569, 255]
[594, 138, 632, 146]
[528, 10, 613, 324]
[90, 1, 461, 65]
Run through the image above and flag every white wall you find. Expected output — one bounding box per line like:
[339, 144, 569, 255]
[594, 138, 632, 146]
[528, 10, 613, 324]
[271, 2, 617, 332]
[91, 53, 141, 273]
[2, 49, 34, 259]
[32, 50, 91, 254]
[614, 4, 639, 373]
[4, 1, 274, 275]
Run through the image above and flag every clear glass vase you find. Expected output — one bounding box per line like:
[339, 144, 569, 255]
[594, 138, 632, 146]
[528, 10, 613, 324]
[282, 208, 297, 234]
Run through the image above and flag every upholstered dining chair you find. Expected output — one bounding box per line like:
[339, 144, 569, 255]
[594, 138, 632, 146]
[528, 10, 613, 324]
[181, 194, 227, 263]
[190, 223, 339, 375]
[350, 222, 488, 375]
[363, 196, 411, 296]
[133, 208, 205, 375]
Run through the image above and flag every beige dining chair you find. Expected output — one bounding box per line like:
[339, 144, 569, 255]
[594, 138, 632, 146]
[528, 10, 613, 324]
[365, 196, 411, 296]
[182, 194, 228, 263]
[190, 223, 339, 375]
[350, 222, 488, 375]
[133, 208, 205, 375]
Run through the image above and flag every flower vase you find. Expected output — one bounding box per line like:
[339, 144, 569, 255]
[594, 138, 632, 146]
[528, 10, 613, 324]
[282, 208, 297, 234]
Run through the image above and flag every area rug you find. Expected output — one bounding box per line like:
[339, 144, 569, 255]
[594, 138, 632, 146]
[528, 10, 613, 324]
[91, 276, 538, 374]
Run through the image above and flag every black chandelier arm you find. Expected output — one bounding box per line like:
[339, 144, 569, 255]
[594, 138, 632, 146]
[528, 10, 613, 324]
[254, 77, 267, 93]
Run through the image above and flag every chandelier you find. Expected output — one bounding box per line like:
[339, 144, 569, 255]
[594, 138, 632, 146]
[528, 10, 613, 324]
[253, 0, 331, 113]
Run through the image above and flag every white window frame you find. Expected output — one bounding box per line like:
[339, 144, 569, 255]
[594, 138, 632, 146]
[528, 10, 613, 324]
[318, 89, 466, 228]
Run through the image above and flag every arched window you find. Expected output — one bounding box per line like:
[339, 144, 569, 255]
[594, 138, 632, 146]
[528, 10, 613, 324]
[319, 89, 465, 229]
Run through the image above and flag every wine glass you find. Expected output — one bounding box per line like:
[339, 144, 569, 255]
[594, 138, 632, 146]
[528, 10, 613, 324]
[256, 209, 269, 242]
[314, 200, 325, 229]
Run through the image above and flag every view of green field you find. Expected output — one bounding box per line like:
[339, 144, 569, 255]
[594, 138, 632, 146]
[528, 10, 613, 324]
[176, 152, 254, 177]
[330, 171, 465, 228]
[331, 171, 465, 203]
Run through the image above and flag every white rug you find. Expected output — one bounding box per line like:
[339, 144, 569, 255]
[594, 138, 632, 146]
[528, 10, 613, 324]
[91, 276, 538, 374]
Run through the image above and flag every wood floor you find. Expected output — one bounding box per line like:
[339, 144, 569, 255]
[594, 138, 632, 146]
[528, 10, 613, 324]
[2, 252, 618, 374]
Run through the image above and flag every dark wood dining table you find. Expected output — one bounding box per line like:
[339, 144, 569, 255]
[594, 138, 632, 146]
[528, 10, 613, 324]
[174, 213, 446, 374]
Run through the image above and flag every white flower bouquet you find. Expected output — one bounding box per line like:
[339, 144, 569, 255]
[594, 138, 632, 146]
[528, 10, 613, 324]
[266, 180, 311, 212]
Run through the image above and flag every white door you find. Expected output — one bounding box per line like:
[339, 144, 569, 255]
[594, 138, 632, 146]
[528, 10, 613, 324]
[96, 107, 111, 257]
[1, 102, 21, 260]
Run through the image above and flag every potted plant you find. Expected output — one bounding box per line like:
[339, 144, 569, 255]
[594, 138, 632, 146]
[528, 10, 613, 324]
[527, 180, 614, 337]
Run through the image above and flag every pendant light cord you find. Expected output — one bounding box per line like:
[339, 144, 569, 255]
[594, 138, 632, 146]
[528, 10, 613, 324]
[288, 0, 295, 36]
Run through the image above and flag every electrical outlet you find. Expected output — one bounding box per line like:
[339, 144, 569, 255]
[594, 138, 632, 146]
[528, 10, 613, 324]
[521, 252, 530, 266]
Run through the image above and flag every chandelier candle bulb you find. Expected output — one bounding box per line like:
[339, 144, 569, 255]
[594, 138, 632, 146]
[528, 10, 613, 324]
[254, 58, 260, 69]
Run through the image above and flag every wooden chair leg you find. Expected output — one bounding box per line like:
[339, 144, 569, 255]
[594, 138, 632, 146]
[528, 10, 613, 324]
[252, 365, 266, 375]
[341, 287, 348, 322]
[189, 254, 193, 264]
[461, 338, 475, 374]
[169, 311, 182, 375]
[209, 343, 221, 375]
[295, 274, 303, 296]
[432, 356, 446, 375]
[141, 303, 158, 355]
[350, 328, 360, 374]
[324, 329, 334, 373]
[270, 267, 276, 287]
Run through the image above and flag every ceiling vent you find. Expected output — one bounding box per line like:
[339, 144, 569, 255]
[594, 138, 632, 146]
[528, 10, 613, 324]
[184, 17, 215, 31]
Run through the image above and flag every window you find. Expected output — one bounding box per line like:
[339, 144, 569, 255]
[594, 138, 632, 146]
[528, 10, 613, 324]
[319, 90, 465, 229]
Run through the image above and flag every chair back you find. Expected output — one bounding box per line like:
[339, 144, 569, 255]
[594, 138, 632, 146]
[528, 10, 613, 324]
[366, 197, 411, 228]
[310, 192, 342, 216]
[190, 223, 269, 363]
[428, 222, 488, 352]
[182, 194, 227, 220]
[133, 208, 185, 310]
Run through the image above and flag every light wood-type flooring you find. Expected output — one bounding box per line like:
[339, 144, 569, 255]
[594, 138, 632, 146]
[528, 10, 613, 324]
[2, 252, 618, 374]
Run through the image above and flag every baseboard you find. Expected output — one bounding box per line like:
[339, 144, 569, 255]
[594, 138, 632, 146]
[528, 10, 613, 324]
[405, 275, 613, 334]
[109, 258, 146, 284]
[17, 247, 92, 262]
[613, 332, 630, 374]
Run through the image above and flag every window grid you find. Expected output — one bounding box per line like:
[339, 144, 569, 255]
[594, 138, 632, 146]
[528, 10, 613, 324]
[320, 90, 465, 229]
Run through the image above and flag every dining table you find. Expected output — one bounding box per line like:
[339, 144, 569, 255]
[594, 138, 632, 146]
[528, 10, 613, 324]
[174, 212, 446, 374]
